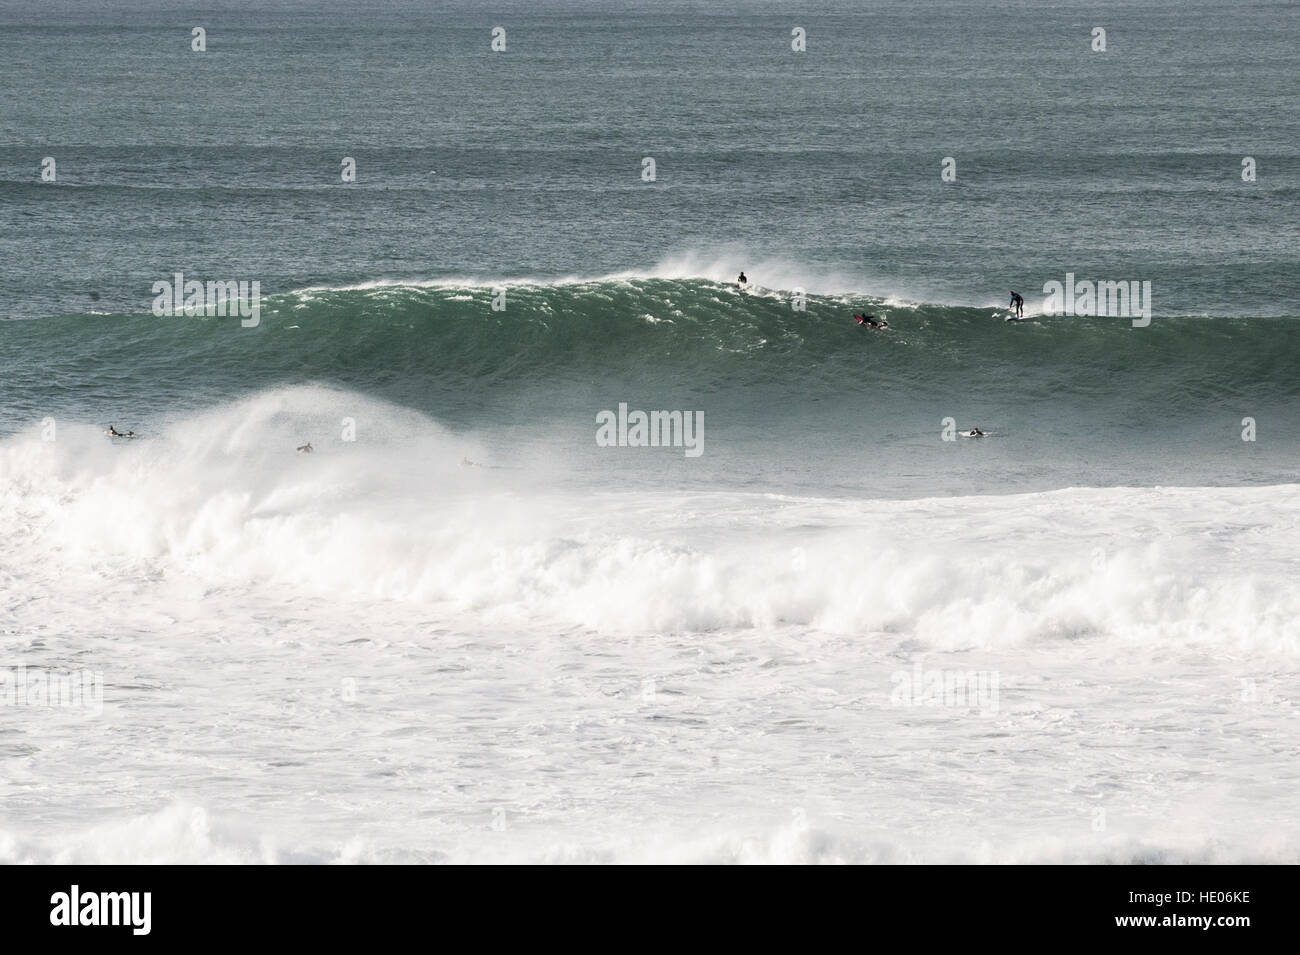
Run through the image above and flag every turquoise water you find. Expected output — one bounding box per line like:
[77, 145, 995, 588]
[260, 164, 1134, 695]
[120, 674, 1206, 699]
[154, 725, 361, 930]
[3, 1, 1298, 489]
[3, 280, 1297, 494]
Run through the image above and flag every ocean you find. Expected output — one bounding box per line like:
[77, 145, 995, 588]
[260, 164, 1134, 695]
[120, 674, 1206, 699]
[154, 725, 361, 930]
[1, 0, 1298, 863]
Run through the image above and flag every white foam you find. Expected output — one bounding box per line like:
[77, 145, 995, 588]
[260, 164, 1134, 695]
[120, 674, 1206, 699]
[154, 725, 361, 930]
[4, 800, 1295, 865]
[3, 390, 1298, 653]
[5, 387, 1298, 862]
[285, 248, 957, 304]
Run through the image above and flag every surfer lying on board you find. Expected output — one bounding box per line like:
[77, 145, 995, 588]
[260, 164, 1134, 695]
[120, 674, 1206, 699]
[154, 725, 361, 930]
[106, 425, 134, 438]
[855, 314, 888, 329]
[969, 427, 985, 437]
[1009, 291, 1024, 318]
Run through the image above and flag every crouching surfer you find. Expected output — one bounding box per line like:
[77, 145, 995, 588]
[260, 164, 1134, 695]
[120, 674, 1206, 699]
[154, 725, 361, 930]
[855, 313, 888, 330]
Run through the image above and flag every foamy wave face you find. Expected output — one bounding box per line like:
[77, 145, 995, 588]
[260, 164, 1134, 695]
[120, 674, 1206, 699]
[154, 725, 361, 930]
[0, 801, 392, 865]
[4, 800, 1295, 865]
[2, 386, 1298, 654]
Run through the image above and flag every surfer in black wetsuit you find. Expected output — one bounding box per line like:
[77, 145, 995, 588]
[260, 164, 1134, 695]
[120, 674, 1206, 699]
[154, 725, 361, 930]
[1009, 291, 1024, 318]
[856, 314, 888, 329]
[107, 425, 121, 437]
[737, 272, 748, 290]
[970, 427, 985, 437]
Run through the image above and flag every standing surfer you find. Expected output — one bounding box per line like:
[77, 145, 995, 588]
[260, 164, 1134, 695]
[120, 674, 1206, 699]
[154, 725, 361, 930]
[1009, 291, 1024, 319]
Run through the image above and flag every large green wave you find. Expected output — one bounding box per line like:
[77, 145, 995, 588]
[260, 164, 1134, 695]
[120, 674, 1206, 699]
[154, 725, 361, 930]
[3, 278, 1297, 425]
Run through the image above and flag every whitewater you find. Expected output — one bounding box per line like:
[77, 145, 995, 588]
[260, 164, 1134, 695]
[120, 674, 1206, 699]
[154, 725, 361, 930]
[2, 385, 1298, 863]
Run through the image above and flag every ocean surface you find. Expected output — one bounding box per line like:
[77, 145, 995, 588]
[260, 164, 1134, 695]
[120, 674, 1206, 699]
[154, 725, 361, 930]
[1, 0, 1298, 863]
